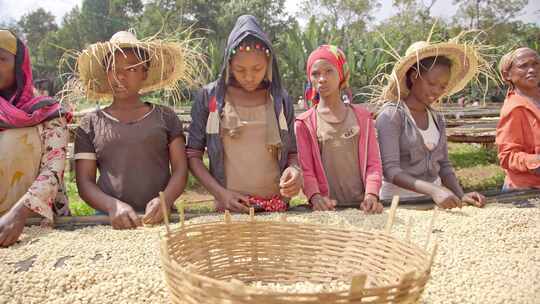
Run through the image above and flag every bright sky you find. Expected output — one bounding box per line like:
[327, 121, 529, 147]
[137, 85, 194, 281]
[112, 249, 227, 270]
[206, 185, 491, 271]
[1, 0, 539, 26]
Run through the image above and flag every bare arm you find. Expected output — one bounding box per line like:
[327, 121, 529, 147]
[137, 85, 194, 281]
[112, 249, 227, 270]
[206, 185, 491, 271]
[188, 157, 225, 199]
[440, 174, 464, 199]
[75, 159, 117, 213]
[188, 157, 249, 212]
[392, 173, 442, 197]
[143, 137, 189, 224]
[161, 137, 188, 207]
[76, 159, 140, 228]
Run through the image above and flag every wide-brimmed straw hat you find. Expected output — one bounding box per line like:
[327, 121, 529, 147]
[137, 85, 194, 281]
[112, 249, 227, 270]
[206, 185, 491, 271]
[381, 40, 481, 102]
[71, 30, 202, 101]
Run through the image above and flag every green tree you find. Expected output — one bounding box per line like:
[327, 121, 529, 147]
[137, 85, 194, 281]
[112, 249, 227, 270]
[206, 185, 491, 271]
[452, 0, 529, 29]
[0, 18, 21, 35]
[136, 0, 191, 36]
[275, 17, 338, 97]
[79, 0, 143, 43]
[374, 2, 449, 54]
[18, 8, 58, 53]
[137, 0, 293, 80]
[217, 0, 293, 41]
[17, 8, 60, 90]
[11, 0, 540, 104]
[39, 7, 86, 84]
[111, 0, 144, 17]
[55, 7, 86, 51]
[392, 0, 438, 26]
[298, 0, 380, 46]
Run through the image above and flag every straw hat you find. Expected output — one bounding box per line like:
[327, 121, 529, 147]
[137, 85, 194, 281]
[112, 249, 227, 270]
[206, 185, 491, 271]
[381, 40, 480, 102]
[73, 31, 201, 101]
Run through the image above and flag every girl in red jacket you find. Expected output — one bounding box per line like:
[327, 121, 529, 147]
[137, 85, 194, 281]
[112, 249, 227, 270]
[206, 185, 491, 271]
[295, 45, 383, 213]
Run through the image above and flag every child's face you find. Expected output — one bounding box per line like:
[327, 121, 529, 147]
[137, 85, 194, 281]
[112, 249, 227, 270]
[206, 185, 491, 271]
[506, 48, 540, 92]
[229, 49, 268, 92]
[409, 64, 451, 105]
[106, 50, 148, 99]
[309, 59, 340, 99]
[0, 48, 15, 93]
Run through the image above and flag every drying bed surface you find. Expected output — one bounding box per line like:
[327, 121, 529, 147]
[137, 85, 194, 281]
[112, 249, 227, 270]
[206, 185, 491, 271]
[1, 200, 538, 304]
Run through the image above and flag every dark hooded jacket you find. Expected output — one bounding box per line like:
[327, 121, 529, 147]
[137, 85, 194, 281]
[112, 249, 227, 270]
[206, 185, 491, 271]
[186, 15, 297, 187]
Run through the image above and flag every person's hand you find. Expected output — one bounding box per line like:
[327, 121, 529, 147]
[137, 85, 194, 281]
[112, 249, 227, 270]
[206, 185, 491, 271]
[216, 189, 250, 213]
[360, 194, 384, 214]
[109, 200, 141, 229]
[0, 204, 32, 247]
[142, 197, 168, 225]
[462, 192, 486, 208]
[279, 166, 302, 197]
[532, 156, 540, 175]
[310, 194, 336, 211]
[432, 186, 462, 209]
[531, 155, 540, 174]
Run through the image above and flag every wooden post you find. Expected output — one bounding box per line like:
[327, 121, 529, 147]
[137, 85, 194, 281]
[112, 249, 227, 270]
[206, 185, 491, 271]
[350, 274, 367, 296]
[249, 207, 255, 221]
[425, 208, 438, 249]
[159, 192, 170, 235]
[224, 210, 232, 224]
[405, 216, 413, 242]
[384, 196, 400, 234]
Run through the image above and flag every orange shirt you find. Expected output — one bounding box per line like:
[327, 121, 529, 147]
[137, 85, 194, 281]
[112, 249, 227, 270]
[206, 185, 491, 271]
[496, 92, 540, 189]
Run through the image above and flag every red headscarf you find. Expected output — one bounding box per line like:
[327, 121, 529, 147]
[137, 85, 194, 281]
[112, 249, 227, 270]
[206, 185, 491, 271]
[304, 45, 352, 107]
[0, 31, 71, 130]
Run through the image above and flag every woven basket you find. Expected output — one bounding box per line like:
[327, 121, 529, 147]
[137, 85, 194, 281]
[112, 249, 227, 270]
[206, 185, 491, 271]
[159, 195, 437, 304]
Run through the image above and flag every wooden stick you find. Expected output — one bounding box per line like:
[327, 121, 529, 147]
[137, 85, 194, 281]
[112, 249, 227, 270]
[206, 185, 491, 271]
[428, 239, 439, 269]
[25, 189, 540, 228]
[178, 201, 185, 229]
[405, 216, 413, 242]
[249, 207, 255, 221]
[314, 188, 540, 208]
[349, 274, 367, 295]
[25, 213, 202, 227]
[425, 207, 438, 249]
[384, 195, 400, 234]
[159, 192, 170, 235]
[398, 270, 416, 284]
[179, 198, 214, 205]
[229, 279, 247, 295]
[224, 210, 231, 224]
[160, 235, 170, 262]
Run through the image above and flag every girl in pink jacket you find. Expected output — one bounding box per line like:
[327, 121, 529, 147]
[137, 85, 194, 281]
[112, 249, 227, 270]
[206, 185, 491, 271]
[295, 45, 383, 213]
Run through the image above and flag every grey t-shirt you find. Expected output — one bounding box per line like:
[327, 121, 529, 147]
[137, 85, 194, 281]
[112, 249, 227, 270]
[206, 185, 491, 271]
[74, 104, 184, 212]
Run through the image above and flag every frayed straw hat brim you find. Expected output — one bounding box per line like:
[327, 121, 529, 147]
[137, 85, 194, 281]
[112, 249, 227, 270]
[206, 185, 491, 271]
[382, 42, 480, 101]
[77, 40, 187, 100]
[59, 30, 206, 106]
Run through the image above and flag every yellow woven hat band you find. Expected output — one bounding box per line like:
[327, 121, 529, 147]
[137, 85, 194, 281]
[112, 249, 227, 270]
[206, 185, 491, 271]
[0, 30, 17, 55]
